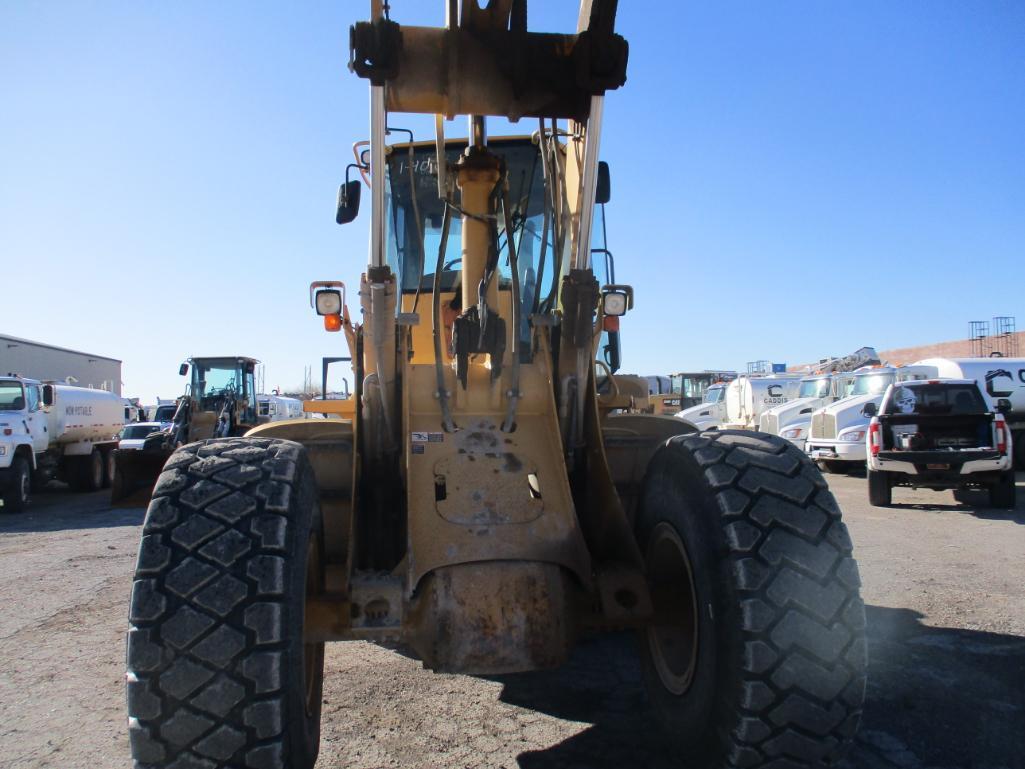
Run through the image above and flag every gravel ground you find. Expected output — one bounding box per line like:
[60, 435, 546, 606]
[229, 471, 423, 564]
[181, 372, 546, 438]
[1, 473, 1023, 769]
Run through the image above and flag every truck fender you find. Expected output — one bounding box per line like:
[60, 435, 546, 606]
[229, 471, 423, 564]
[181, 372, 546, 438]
[11, 442, 37, 470]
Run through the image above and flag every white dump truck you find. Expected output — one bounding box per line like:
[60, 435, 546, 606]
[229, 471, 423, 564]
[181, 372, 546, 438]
[676, 375, 801, 431]
[805, 365, 931, 472]
[257, 394, 306, 421]
[908, 357, 1025, 469]
[0, 376, 124, 510]
[759, 373, 855, 451]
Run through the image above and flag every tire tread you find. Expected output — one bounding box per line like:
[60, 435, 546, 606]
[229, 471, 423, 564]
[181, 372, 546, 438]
[652, 430, 866, 768]
[126, 437, 317, 769]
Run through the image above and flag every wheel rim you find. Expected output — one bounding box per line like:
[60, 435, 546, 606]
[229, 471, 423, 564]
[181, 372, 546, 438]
[91, 454, 103, 488]
[107, 453, 116, 484]
[646, 521, 700, 695]
[19, 467, 29, 502]
[303, 538, 322, 717]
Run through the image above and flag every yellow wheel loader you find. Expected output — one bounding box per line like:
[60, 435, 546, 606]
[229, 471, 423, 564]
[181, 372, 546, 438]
[126, 3, 866, 767]
[111, 356, 261, 505]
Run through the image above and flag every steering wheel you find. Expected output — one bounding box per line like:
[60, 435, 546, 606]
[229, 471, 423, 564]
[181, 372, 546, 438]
[443, 258, 462, 271]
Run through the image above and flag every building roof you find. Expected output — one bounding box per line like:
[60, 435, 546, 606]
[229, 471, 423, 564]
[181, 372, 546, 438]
[0, 333, 122, 364]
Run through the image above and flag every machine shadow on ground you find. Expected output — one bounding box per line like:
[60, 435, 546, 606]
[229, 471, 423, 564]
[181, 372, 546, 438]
[0, 489, 145, 533]
[886, 474, 1024, 525]
[490, 606, 1025, 769]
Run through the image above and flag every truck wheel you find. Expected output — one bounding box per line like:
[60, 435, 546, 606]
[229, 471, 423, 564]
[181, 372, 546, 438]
[2, 456, 31, 513]
[103, 449, 116, 489]
[1015, 435, 1025, 472]
[989, 472, 1016, 509]
[817, 460, 841, 475]
[638, 431, 866, 768]
[71, 449, 105, 491]
[867, 469, 891, 506]
[126, 437, 325, 769]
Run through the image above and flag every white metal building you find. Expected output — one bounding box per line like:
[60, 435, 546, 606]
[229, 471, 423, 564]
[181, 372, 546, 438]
[0, 333, 122, 396]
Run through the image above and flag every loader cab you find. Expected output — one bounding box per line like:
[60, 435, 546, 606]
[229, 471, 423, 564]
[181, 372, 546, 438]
[381, 136, 564, 365]
[186, 356, 259, 425]
[377, 136, 626, 373]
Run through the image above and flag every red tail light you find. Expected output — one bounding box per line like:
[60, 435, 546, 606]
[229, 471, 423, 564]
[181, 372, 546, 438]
[869, 420, 881, 456]
[995, 417, 1007, 454]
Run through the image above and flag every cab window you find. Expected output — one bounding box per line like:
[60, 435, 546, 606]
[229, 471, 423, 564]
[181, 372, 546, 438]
[26, 385, 40, 412]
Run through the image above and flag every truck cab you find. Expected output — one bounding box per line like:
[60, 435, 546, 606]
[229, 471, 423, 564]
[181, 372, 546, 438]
[866, 379, 1015, 507]
[674, 382, 728, 429]
[806, 365, 931, 471]
[760, 372, 854, 451]
[0, 377, 50, 475]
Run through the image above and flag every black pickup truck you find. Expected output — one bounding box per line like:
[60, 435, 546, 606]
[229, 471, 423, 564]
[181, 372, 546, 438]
[865, 379, 1015, 508]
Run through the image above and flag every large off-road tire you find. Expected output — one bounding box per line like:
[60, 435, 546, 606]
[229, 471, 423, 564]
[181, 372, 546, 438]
[2, 456, 31, 513]
[989, 472, 1016, 509]
[126, 437, 325, 769]
[867, 469, 891, 507]
[638, 431, 866, 769]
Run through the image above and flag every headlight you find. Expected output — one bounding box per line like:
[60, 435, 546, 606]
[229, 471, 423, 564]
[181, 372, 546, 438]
[602, 291, 628, 317]
[781, 427, 804, 439]
[838, 430, 866, 443]
[315, 289, 342, 316]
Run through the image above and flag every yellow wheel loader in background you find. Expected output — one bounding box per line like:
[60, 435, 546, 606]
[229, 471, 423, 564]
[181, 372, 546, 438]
[111, 356, 261, 505]
[126, 3, 867, 767]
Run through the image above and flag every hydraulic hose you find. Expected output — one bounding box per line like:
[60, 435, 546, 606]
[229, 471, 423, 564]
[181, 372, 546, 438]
[431, 203, 456, 432]
[501, 183, 522, 433]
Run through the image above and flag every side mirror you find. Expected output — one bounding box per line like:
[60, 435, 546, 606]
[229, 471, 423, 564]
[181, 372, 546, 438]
[996, 398, 1012, 414]
[595, 161, 611, 205]
[336, 180, 362, 225]
[42, 384, 54, 407]
[862, 402, 878, 417]
[178, 363, 189, 376]
[602, 331, 621, 373]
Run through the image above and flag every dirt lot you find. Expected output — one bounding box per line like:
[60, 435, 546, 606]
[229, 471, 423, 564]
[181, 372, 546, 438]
[1, 474, 1023, 769]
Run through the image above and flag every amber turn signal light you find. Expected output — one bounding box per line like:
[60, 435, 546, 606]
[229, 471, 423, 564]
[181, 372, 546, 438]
[323, 314, 342, 332]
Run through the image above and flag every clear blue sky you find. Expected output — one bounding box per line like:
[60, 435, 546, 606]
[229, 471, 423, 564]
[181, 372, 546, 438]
[2, 2, 1023, 403]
